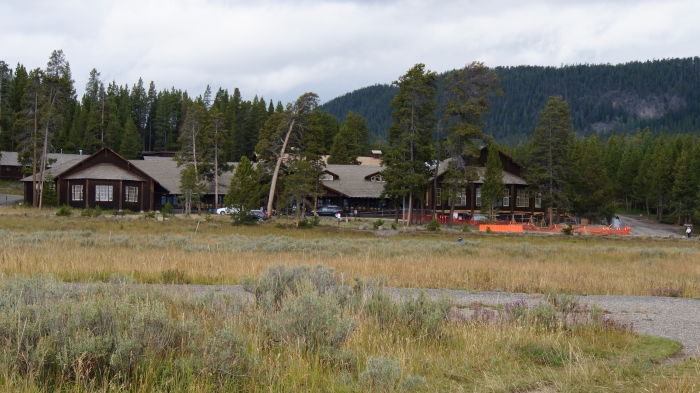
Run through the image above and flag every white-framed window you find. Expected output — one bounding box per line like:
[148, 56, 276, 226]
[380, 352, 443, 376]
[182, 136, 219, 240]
[436, 188, 442, 205]
[95, 185, 113, 202]
[370, 174, 385, 182]
[535, 193, 542, 209]
[475, 188, 481, 207]
[502, 189, 510, 207]
[319, 173, 334, 181]
[516, 189, 529, 208]
[125, 186, 138, 203]
[71, 185, 83, 201]
[458, 190, 467, 206]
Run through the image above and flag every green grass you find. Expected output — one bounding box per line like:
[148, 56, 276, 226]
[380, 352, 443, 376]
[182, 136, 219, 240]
[0, 270, 695, 392]
[0, 180, 23, 196]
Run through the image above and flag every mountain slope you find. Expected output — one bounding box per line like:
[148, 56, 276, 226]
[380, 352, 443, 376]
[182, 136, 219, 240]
[321, 58, 700, 144]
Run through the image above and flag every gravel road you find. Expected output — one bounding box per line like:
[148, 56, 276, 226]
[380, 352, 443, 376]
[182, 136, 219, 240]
[387, 288, 700, 360]
[619, 214, 687, 237]
[148, 284, 699, 360]
[0, 194, 22, 206]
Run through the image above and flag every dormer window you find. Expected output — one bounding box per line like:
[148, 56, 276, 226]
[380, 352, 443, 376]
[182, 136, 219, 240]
[370, 174, 385, 182]
[319, 173, 334, 181]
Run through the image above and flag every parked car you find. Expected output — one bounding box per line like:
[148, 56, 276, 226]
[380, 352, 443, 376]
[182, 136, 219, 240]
[247, 209, 267, 221]
[216, 206, 239, 215]
[311, 206, 343, 216]
[469, 213, 488, 223]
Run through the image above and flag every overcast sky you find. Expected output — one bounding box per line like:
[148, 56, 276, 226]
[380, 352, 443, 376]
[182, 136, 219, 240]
[1, 0, 698, 104]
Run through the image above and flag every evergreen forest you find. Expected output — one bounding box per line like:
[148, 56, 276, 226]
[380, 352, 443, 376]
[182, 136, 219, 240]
[321, 57, 700, 145]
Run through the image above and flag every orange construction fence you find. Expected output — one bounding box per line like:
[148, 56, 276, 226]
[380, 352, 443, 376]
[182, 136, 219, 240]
[478, 224, 524, 233]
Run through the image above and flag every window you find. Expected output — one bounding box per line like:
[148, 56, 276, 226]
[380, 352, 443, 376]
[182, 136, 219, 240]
[370, 174, 385, 182]
[535, 193, 542, 209]
[71, 185, 83, 201]
[502, 189, 510, 207]
[95, 185, 113, 202]
[448, 189, 468, 206]
[125, 186, 138, 203]
[436, 188, 442, 205]
[475, 188, 481, 207]
[516, 189, 529, 208]
[319, 173, 334, 181]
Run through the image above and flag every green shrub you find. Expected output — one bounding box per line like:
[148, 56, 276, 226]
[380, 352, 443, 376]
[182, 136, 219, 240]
[398, 291, 451, 339]
[298, 217, 314, 229]
[391, 222, 397, 230]
[243, 264, 341, 309]
[143, 211, 156, 219]
[461, 224, 472, 232]
[426, 218, 440, 232]
[399, 375, 427, 392]
[162, 202, 174, 216]
[56, 205, 72, 216]
[268, 283, 355, 352]
[373, 219, 385, 230]
[561, 224, 574, 235]
[360, 357, 401, 393]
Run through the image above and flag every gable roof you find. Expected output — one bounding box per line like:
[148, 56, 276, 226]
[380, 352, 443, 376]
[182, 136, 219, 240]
[321, 164, 387, 198]
[19, 157, 84, 182]
[3, 151, 82, 168]
[64, 163, 146, 181]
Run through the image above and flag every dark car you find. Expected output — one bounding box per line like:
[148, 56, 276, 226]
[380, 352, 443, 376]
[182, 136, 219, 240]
[313, 206, 343, 216]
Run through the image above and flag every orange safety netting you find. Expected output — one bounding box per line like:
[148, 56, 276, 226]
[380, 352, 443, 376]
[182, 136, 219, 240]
[478, 224, 524, 233]
[522, 223, 631, 235]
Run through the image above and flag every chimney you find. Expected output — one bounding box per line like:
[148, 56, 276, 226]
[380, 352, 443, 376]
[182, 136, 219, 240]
[79, 150, 82, 160]
[371, 150, 382, 159]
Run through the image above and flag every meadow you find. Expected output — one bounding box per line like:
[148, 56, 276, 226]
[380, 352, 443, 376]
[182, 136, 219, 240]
[0, 209, 698, 392]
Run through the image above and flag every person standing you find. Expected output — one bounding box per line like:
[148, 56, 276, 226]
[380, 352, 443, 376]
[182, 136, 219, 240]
[686, 226, 692, 238]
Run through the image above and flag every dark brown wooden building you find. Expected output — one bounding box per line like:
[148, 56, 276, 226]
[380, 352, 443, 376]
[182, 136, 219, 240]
[22, 148, 160, 211]
[428, 148, 544, 216]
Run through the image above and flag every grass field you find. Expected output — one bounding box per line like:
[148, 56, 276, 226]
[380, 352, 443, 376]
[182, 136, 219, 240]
[0, 208, 698, 392]
[0, 209, 698, 297]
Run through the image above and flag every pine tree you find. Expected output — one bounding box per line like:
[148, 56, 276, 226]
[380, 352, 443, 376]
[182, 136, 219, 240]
[327, 127, 358, 164]
[480, 144, 506, 222]
[120, 117, 141, 159]
[381, 64, 437, 225]
[256, 92, 320, 216]
[671, 143, 694, 223]
[648, 135, 673, 222]
[567, 135, 613, 219]
[525, 96, 574, 225]
[438, 62, 501, 221]
[224, 156, 261, 219]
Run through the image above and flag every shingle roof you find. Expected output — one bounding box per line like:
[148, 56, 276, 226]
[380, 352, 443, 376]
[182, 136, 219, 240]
[64, 163, 146, 181]
[434, 159, 527, 186]
[129, 158, 237, 195]
[2, 151, 82, 167]
[321, 165, 387, 198]
[129, 158, 181, 193]
[19, 157, 84, 182]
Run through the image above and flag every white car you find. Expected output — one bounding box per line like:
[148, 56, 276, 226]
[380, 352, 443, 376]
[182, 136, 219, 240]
[216, 206, 239, 215]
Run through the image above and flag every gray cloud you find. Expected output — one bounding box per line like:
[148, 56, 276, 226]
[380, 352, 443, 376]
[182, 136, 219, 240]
[1, 0, 697, 103]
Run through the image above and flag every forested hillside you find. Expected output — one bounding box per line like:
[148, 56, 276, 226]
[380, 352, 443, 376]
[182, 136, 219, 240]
[321, 58, 700, 144]
[320, 84, 397, 143]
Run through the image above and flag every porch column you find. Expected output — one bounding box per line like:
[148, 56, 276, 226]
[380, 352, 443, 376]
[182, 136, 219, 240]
[85, 179, 89, 209]
[119, 180, 123, 211]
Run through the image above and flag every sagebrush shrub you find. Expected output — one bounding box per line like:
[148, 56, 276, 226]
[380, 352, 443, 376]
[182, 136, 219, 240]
[360, 356, 401, 393]
[268, 283, 355, 352]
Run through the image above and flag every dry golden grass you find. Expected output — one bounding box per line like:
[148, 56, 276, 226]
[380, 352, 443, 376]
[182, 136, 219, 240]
[1, 209, 699, 297]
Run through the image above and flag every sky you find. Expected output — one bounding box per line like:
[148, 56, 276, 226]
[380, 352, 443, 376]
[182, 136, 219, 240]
[1, 0, 698, 104]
